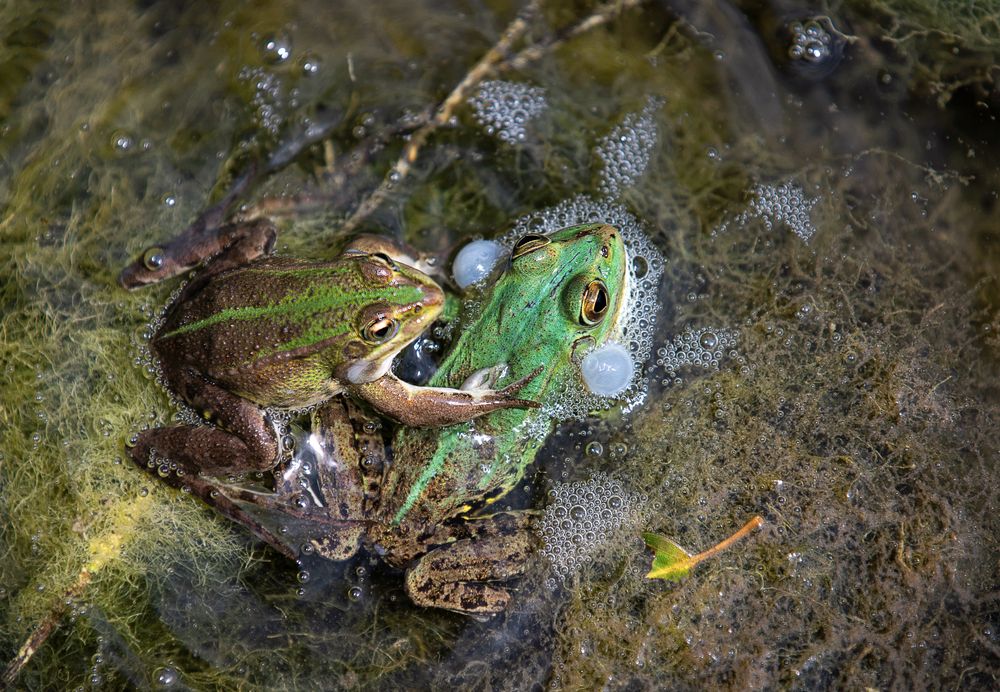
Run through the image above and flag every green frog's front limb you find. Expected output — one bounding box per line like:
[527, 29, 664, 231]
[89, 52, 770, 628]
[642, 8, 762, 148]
[347, 367, 541, 427]
[404, 511, 540, 615]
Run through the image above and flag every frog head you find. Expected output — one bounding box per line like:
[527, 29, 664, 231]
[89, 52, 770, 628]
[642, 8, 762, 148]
[339, 253, 445, 385]
[441, 223, 629, 398]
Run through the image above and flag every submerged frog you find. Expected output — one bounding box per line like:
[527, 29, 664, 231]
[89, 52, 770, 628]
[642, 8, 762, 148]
[122, 218, 538, 475]
[137, 223, 630, 614]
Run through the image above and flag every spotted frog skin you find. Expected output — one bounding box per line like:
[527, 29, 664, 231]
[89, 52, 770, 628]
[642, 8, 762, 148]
[136, 223, 629, 615]
[122, 218, 538, 476]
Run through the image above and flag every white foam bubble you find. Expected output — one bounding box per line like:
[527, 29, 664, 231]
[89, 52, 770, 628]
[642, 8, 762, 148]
[538, 472, 649, 583]
[595, 98, 661, 198]
[714, 181, 819, 243]
[468, 80, 547, 145]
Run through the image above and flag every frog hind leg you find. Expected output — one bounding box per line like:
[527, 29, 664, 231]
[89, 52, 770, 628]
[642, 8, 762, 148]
[404, 511, 540, 615]
[128, 367, 279, 475]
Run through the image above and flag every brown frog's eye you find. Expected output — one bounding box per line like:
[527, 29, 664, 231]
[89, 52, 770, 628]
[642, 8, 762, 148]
[372, 252, 397, 268]
[511, 234, 551, 260]
[142, 247, 166, 271]
[361, 317, 400, 344]
[580, 279, 609, 326]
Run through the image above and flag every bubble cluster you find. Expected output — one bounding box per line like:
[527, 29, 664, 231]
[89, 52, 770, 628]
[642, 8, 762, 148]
[539, 473, 648, 583]
[503, 196, 666, 423]
[715, 182, 819, 242]
[595, 98, 660, 198]
[239, 66, 286, 136]
[468, 80, 547, 144]
[656, 326, 739, 376]
[788, 20, 833, 64]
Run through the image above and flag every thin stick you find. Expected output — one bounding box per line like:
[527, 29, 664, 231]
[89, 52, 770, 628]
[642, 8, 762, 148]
[1, 572, 90, 687]
[689, 515, 765, 567]
[336, 2, 540, 236]
[500, 0, 646, 73]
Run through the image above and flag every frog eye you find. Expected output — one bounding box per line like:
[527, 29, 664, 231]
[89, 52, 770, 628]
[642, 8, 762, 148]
[580, 279, 610, 326]
[361, 317, 400, 344]
[371, 252, 397, 268]
[142, 247, 166, 271]
[511, 234, 551, 260]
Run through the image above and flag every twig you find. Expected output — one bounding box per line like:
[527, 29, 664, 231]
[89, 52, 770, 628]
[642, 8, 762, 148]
[1, 571, 91, 687]
[336, 2, 540, 235]
[500, 0, 646, 73]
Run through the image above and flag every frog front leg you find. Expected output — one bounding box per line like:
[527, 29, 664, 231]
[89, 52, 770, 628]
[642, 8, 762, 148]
[404, 511, 540, 615]
[348, 365, 541, 427]
[119, 217, 277, 288]
[127, 366, 278, 475]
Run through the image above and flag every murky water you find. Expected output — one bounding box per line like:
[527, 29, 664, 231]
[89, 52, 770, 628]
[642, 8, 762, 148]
[2, 1, 998, 689]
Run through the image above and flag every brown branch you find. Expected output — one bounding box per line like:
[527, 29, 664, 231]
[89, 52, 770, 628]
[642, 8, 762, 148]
[336, 2, 541, 236]
[2, 571, 90, 687]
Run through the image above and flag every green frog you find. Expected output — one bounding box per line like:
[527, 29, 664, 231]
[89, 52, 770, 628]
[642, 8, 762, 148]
[123, 218, 538, 475]
[136, 223, 630, 615]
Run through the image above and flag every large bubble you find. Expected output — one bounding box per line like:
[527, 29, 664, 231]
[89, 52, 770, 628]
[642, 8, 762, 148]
[452, 239, 505, 289]
[581, 342, 635, 397]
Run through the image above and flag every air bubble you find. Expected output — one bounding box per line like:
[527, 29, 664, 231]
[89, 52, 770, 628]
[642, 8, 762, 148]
[260, 33, 292, 64]
[154, 666, 178, 687]
[452, 240, 505, 289]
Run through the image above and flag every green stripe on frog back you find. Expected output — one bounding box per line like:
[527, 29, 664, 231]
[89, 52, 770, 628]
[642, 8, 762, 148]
[392, 433, 460, 526]
[160, 282, 425, 339]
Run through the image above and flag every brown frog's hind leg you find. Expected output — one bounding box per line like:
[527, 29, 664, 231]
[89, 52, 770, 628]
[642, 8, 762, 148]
[404, 511, 540, 615]
[127, 367, 279, 475]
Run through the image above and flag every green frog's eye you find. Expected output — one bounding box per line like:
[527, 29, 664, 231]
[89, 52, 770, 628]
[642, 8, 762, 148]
[142, 247, 166, 271]
[511, 234, 551, 260]
[580, 279, 610, 326]
[361, 317, 400, 344]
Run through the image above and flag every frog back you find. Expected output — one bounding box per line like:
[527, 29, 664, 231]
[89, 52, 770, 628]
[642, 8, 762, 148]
[154, 256, 412, 407]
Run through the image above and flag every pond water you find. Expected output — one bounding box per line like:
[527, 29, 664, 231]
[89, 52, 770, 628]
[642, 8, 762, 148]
[2, 0, 998, 688]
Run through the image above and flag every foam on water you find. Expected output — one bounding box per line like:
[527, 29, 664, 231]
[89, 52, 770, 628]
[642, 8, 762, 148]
[539, 472, 649, 584]
[656, 326, 739, 377]
[595, 98, 660, 198]
[714, 181, 819, 242]
[468, 80, 547, 145]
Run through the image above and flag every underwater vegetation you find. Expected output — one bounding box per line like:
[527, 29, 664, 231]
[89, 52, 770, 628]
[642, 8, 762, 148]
[1, 0, 999, 688]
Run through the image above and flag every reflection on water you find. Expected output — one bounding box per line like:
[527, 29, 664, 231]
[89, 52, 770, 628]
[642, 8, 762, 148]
[2, 0, 998, 688]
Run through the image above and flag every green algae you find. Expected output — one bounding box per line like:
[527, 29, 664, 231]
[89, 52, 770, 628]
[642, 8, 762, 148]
[2, 0, 999, 689]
